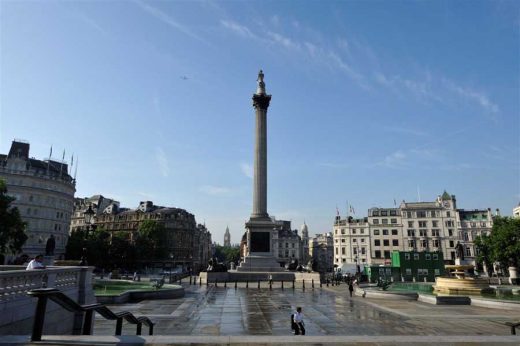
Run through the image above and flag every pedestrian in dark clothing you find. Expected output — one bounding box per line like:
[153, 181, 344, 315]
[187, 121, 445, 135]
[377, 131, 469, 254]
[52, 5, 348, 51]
[348, 282, 354, 297]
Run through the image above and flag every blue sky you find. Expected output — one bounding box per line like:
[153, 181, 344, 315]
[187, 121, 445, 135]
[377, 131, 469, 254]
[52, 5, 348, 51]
[1, 1, 519, 244]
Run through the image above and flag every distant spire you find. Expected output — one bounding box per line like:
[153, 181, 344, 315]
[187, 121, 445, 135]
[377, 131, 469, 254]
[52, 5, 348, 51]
[73, 156, 78, 181]
[256, 70, 266, 95]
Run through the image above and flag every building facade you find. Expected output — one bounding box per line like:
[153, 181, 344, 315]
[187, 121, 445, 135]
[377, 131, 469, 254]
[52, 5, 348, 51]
[70, 195, 119, 232]
[274, 219, 303, 266]
[0, 140, 76, 260]
[333, 191, 496, 268]
[310, 232, 334, 273]
[513, 203, 520, 218]
[73, 199, 212, 272]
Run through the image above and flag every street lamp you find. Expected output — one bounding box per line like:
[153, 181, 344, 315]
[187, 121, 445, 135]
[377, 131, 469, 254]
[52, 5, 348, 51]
[81, 205, 96, 266]
[169, 253, 174, 283]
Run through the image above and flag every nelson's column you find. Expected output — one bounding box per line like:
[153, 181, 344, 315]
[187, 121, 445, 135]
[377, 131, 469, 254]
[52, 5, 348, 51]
[236, 70, 283, 272]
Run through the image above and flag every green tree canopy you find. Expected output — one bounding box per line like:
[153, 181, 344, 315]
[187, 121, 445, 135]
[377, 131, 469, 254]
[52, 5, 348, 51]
[475, 216, 520, 270]
[214, 244, 240, 264]
[0, 179, 28, 255]
[136, 220, 168, 260]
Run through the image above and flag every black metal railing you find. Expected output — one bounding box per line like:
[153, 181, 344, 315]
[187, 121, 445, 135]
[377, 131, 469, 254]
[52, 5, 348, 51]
[27, 288, 154, 341]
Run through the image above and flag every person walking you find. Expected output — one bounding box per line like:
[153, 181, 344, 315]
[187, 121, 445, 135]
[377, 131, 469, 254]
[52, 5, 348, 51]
[293, 307, 305, 335]
[348, 282, 354, 297]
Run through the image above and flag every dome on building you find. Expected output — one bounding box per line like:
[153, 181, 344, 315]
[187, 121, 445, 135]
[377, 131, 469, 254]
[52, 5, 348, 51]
[300, 221, 308, 234]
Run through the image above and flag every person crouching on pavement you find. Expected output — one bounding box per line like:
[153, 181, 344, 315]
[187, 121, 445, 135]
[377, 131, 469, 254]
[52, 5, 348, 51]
[294, 306, 305, 335]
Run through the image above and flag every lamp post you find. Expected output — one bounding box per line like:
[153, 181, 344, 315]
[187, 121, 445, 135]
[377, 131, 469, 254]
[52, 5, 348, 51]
[80, 205, 96, 266]
[169, 253, 174, 284]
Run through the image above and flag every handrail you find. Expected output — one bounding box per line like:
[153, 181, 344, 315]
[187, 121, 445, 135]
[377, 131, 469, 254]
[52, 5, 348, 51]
[27, 288, 154, 341]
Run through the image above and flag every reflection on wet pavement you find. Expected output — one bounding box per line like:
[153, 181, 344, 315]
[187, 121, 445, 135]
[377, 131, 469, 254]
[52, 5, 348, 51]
[94, 285, 515, 336]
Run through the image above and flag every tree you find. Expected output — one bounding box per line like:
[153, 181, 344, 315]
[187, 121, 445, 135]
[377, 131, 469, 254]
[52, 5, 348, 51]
[0, 179, 28, 257]
[136, 220, 168, 261]
[214, 245, 240, 264]
[474, 233, 492, 273]
[475, 216, 520, 272]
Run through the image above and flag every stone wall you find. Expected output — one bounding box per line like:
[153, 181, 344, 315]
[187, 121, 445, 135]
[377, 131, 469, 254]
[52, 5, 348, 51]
[0, 266, 94, 335]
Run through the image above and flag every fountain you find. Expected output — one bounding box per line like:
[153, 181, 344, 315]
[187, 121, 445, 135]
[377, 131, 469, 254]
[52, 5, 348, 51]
[433, 244, 493, 295]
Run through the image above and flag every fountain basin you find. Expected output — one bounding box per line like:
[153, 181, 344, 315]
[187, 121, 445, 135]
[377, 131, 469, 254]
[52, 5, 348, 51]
[433, 276, 493, 294]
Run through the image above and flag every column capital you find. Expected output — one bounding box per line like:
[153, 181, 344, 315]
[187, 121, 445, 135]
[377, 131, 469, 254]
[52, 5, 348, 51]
[252, 94, 271, 110]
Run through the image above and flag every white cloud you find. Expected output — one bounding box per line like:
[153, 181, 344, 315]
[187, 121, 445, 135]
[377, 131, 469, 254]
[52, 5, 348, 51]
[381, 150, 407, 168]
[155, 147, 169, 177]
[267, 31, 300, 49]
[240, 163, 253, 179]
[199, 185, 232, 196]
[443, 78, 499, 114]
[220, 20, 256, 38]
[134, 0, 206, 43]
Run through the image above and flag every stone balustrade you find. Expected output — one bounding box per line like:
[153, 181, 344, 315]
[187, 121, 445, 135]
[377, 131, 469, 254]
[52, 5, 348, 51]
[0, 266, 94, 335]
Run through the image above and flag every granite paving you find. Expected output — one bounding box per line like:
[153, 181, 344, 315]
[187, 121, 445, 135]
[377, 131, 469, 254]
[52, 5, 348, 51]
[93, 283, 520, 336]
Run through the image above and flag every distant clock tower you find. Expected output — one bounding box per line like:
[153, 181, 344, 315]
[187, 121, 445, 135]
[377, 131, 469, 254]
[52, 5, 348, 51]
[224, 226, 231, 247]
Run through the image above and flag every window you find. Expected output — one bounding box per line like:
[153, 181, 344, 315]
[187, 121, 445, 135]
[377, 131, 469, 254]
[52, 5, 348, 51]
[407, 211, 413, 218]
[405, 268, 412, 276]
[421, 239, 427, 248]
[361, 248, 366, 255]
[432, 221, 438, 227]
[341, 239, 345, 243]
[407, 229, 415, 237]
[446, 220, 454, 227]
[381, 210, 388, 216]
[448, 229, 454, 237]
[382, 219, 388, 224]
[431, 211, 438, 217]
[361, 238, 365, 243]
[408, 221, 414, 227]
[414, 253, 419, 260]
[433, 239, 439, 248]
[449, 240, 454, 247]
[373, 230, 380, 235]
[391, 229, 398, 235]
[432, 229, 440, 236]
[353, 238, 357, 242]
[392, 239, 399, 246]
[341, 247, 346, 255]
[434, 269, 440, 276]
[419, 230, 427, 237]
[341, 229, 345, 234]
[480, 222, 486, 227]
[464, 232, 469, 241]
[384, 250, 391, 258]
[352, 230, 356, 234]
[417, 211, 427, 218]
[373, 219, 379, 224]
[433, 253, 438, 260]
[391, 218, 397, 224]
[353, 248, 358, 255]
[383, 229, 389, 235]
[374, 240, 381, 246]
[335, 248, 338, 255]
[372, 210, 380, 216]
[447, 211, 451, 217]
[405, 253, 411, 260]
[408, 240, 415, 248]
[425, 254, 431, 260]
[342, 258, 346, 262]
[390, 210, 397, 216]
[465, 247, 471, 257]
[383, 239, 390, 246]
[360, 229, 364, 234]
[418, 221, 427, 228]
[335, 230, 338, 235]
[375, 250, 381, 258]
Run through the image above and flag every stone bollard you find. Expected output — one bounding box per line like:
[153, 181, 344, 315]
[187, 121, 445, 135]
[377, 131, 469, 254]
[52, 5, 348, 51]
[224, 281, 227, 288]
[199, 277, 202, 286]
[258, 280, 261, 289]
[326, 279, 329, 287]
[303, 279, 305, 291]
[312, 279, 314, 289]
[215, 280, 218, 287]
[206, 278, 209, 287]
[246, 280, 249, 288]
[269, 280, 272, 290]
[281, 280, 284, 290]
[235, 281, 237, 290]
[292, 280, 295, 290]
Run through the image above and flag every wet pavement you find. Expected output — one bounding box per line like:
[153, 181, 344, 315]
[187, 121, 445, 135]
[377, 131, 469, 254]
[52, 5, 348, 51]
[93, 284, 519, 336]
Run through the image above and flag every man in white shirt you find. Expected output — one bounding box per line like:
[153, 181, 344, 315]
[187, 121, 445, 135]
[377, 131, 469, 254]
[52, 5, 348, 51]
[293, 307, 305, 335]
[26, 255, 46, 270]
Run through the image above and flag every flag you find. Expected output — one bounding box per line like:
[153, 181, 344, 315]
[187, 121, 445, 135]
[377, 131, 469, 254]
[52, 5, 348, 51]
[71, 154, 74, 166]
[394, 198, 397, 206]
[49, 145, 53, 159]
[336, 206, 339, 216]
[62, 149, 65, 161]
